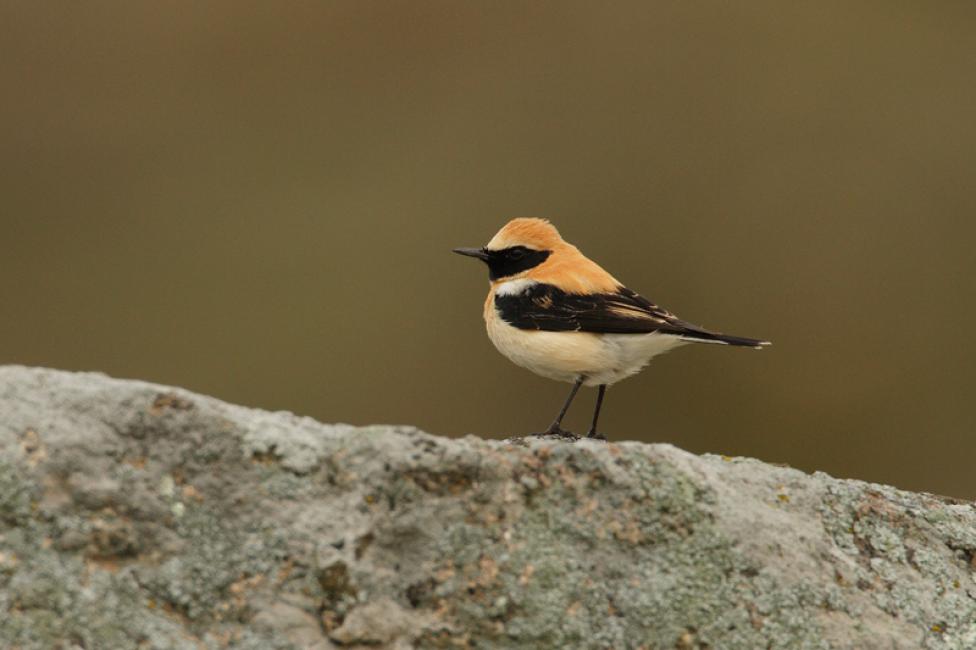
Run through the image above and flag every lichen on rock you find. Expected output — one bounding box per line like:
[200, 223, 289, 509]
[1, 366, 975, 649]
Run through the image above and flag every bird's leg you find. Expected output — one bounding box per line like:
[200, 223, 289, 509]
[542, 376, 584, 437]
[586, 385, 607, 440]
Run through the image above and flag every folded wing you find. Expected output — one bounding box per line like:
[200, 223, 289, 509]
[494, 283, 769, 348]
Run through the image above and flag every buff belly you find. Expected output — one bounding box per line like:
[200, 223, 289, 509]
[485, 312, 687, 386]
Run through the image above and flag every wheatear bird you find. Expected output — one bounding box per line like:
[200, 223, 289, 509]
[454, 218, 769, 440]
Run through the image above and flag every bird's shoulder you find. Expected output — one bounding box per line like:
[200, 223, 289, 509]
[492, 280, 680, 334]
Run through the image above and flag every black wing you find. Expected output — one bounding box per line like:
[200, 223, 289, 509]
[495, 284, 768, 347]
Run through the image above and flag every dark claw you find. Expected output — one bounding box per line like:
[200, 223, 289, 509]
[531, 425, 580, 440]
[585, 430, 607, 441]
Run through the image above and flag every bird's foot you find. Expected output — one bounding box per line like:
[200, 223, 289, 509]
[532, 425, 580, 440]
[585, 429, 607, 441]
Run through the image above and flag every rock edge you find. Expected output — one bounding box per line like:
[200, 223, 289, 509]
[1, 366, 975, 649]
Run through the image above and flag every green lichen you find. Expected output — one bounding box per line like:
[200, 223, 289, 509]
[0, 458, 35, 529]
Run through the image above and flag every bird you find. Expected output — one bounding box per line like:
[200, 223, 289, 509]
[453, 217, 769, 440]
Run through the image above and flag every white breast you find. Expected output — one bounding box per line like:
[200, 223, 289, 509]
[483, 291, 686, 386]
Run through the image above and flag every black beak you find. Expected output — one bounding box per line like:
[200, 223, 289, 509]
[452, 247, 491, 261]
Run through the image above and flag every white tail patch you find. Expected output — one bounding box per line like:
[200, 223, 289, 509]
[679, 336, 728, 346]
[679, 336, 770, 349]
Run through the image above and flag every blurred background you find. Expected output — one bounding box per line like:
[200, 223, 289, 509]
[2, 2, 974, 497]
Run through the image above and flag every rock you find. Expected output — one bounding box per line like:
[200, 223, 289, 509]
[0, 366, 975, 649]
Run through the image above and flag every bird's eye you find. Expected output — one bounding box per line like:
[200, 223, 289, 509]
[509, 248, 526, 260]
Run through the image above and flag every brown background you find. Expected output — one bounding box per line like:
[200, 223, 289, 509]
[2, 2, 974, 497]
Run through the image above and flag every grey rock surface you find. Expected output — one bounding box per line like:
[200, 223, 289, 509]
[1, 366, 975, 649]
